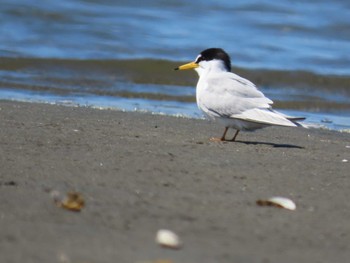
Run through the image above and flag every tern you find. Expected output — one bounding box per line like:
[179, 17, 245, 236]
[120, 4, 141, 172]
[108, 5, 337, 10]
[175, 48, 305, 142]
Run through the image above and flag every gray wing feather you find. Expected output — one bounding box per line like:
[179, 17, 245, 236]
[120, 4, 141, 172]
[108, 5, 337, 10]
[199, 72, 273, 117]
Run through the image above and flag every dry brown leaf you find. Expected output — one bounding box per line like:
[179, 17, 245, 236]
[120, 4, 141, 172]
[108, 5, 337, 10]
[58, 192, 85, 212]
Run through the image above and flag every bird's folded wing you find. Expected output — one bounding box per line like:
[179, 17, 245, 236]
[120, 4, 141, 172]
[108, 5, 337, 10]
[207, 72, 272, 101]
[232, 108, 297, 127]
[274, 111, 306, 121]
[201, 73, 273, 116]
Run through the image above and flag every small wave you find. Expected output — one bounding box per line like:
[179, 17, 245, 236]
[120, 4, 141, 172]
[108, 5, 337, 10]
[1, 57, 349, 93]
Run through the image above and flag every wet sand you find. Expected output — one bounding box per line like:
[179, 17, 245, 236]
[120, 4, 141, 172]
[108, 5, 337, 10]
[0, 100, 349, 263]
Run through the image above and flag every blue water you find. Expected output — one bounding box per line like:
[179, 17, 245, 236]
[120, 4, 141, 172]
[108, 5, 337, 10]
[0, 0, 349, 130]
[1, 0, 350, 75]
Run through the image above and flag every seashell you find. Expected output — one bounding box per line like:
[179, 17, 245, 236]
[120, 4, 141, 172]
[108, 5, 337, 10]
[256, 196, 296, 210]
[156, 229, 181, 249]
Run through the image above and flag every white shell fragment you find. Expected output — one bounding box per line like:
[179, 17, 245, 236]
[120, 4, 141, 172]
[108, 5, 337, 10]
[156, 229, 181, 249]
[257, 196, 296, 211]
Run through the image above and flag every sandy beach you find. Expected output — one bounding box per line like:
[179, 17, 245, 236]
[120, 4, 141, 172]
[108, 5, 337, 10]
[0, 100, 349, 263]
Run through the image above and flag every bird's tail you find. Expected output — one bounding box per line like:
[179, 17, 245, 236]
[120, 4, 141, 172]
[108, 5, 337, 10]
[286, 116, 308, 128]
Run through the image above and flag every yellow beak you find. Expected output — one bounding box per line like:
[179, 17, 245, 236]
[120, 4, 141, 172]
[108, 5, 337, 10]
[174, 61, 198, 70]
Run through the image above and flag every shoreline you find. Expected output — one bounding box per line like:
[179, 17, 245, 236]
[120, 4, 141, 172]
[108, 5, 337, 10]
[1, 97, 349, 132]
[1, 100, 349, 263]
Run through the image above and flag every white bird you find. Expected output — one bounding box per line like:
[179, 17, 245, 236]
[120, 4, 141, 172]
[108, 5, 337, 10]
[175, 48, 305, 142]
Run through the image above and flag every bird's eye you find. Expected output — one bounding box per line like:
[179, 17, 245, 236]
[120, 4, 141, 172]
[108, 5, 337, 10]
[195, 56, 205, 64]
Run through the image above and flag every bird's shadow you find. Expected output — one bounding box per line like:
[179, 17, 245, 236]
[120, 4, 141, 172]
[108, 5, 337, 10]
[233, 140, 304, 149]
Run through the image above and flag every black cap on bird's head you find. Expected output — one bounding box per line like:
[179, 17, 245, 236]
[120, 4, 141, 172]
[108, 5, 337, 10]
[175, 48, 231, 72]
[196, 48, 231, 71]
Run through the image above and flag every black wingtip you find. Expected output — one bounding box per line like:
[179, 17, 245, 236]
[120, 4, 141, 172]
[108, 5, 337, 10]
[174, 67, 179, 70]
